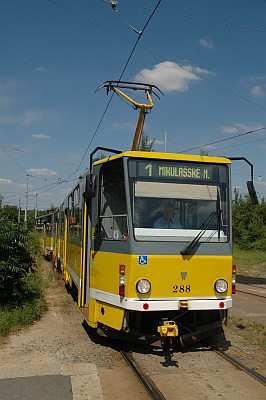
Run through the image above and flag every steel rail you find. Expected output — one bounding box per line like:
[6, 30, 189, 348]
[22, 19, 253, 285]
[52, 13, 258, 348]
[120, 350, 167, 400]
[236, 288, 266, 299]
[212, 347, 266, 386]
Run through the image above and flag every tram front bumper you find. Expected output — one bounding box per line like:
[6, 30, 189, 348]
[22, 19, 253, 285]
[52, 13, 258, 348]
[122, 298, 232, 311]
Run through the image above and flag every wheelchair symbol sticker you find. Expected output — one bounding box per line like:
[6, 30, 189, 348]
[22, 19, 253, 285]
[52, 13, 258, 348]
[138, 255, 148, 266]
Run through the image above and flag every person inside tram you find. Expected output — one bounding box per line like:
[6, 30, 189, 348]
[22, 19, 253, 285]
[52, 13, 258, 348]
[153, 201, 182, 229]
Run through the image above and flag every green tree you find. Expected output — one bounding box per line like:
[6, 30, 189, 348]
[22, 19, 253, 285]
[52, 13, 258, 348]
[232, 189, 266, 250]
[139, 132, 155, 152]
[0, 216, 38, 305]
[199, 148, 209, 156]
[0, 204, 19, 223]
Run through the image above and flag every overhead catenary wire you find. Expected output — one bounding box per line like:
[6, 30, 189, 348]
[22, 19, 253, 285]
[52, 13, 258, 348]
[105, 0, 142, 35]
[46, 0, 266, 113]
[16, 0, 161, 202]
[65, 0, 162, 179]
[207, 136, 266, 153]
[5, 1, 264, 208]
[0, 144, 78, 167]
[3, 177, 78, 202]
[178, 127, 266, 154]
[117, 2, 266, 33]
[0, 145, 30, 176]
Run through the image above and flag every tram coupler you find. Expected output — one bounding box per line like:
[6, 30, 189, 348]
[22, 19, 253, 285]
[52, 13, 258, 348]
[157, 319, 178, 338]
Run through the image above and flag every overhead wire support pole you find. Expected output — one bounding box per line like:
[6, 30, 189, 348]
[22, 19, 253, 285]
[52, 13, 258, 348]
[24, 174, 29, 223]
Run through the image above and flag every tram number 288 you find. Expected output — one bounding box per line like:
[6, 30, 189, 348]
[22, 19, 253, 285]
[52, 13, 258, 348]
[173, 285, 191, 293]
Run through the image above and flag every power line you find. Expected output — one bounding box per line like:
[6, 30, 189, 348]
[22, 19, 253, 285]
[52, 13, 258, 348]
[3, 177, 77, 202]
[178, 127, 266, 153]
[118, 2, 266, 33]
[16, 1, 264, 208]
[33, 0, 162, 202]
[210, 136, 266, 152]
[0, 144, 77, 166]
[65, 0, 162, 179]
[0, 145, 29, 176]
[47, 0, 132, 44]
[46, 0, 266, 113]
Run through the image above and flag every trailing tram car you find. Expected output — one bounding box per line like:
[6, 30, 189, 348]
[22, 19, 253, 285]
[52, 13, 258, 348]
[37, 81, 257, 345]
[35, 212, 56, 261]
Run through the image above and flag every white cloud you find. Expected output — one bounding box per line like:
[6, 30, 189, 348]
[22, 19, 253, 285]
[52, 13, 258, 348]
[21, 110, 46, 125]
[199, 38, 213, 49]
[112, 122, 136, 132]
[220, 123, 264, 134]
[36, 66, 49, 72]
[250, 85, 264, 97]
[26, 168, 57, 176]
[0, 178, 13, 185]
[134, 61, 215, 93]
[0, 79, 22, 91]
[0, 179, 32, 189]
[17, 183, 30, 189]
[31, 133, 51, 139]
[0, 97, 14, 111]
[0, 109, 58, 127]
[0, 79, 24, 112]
[220, 126, 239, 134]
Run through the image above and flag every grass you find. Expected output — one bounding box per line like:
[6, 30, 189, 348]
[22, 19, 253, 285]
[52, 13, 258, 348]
[230, 249, 266, 354]
[0, 268, 48, 339]
[228, 316, 266, 350]
[233, 247, 266, 278]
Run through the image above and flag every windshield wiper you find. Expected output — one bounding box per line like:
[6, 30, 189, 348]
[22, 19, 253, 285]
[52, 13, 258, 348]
[180, 209, 222, 256]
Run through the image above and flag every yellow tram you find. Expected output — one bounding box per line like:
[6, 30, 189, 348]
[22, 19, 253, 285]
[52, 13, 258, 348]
[37, 82, 242, 344]
[35, 212, 56, 260]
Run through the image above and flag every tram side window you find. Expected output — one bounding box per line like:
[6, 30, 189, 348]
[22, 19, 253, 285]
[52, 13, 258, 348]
[99, 159, 128, 240]
[60, 204, 65, 238]
[68, 186, 81, 239]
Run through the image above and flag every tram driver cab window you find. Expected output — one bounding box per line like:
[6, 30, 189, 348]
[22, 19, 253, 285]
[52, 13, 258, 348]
[99, 159, 128, 240]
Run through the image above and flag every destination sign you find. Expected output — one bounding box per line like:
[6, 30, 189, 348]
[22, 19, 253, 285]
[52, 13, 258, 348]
[135, 161, 213, 181]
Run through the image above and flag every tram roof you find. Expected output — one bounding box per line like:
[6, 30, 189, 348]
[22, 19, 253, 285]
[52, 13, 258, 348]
[92, 151, 231, 166]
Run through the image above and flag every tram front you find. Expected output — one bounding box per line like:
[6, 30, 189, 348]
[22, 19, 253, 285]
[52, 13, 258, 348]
[89, 151, 233, 343]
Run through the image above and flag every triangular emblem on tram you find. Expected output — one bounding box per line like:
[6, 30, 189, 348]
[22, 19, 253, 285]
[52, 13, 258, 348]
[181, 272, 187, 280]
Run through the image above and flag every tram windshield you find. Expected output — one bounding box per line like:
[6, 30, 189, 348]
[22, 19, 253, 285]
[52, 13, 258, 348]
[128, 159, 230, 242]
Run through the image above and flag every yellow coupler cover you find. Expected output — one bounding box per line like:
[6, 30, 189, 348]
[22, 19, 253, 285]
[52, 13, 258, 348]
[158, 320, 178, 337]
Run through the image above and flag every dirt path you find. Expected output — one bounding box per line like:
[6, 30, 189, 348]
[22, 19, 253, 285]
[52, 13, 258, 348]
[0, 261, 265, 399]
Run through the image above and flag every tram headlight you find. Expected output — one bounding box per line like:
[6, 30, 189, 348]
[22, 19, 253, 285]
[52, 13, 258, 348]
[136, 279, 151, 294]
[215, 279, 228, 293]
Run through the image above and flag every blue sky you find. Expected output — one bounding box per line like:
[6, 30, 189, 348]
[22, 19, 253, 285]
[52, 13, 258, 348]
[0, 0, 266, 212]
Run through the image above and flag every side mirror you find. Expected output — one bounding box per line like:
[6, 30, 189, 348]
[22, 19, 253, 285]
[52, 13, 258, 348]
[84, 174, 97, 199]
[247, 181, 259, 205]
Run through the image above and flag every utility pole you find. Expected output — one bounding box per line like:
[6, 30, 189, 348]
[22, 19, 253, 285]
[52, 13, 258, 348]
[35, 193, 38, 219]
[24, 175, 29, 223]
[164, 131, 167, 152]
[18, 198, 21, 223]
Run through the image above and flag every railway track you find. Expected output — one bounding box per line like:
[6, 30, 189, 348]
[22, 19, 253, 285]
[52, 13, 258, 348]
[236, 283, 266, 299]
[120, 350, 167, 400]
[212, 347, 266, 386]
[119, 336, 266, 400]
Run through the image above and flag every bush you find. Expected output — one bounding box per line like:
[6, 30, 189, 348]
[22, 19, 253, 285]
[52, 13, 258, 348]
[0, 216, 40, 305]
[0, 272, 48, 336]
[232, 192, 266, 251]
